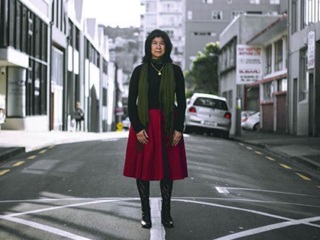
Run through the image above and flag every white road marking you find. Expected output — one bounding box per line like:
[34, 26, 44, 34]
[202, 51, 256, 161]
[150, 198, 166, 240]
[4, 216, 92, 240]
[174, 199, 320, 228]
[1, 196, 319, 240]
[213, 216, 320, 240]
[0, 198, 137, 218]
[216, 187, 229, 194]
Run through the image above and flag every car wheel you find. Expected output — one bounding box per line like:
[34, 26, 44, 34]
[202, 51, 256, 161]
[253, 123, 260, 131]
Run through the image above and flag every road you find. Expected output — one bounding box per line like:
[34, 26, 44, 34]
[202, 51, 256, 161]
[0, 133, 319, 240]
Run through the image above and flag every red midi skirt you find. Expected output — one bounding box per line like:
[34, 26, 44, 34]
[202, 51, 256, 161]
[123, 109, 188, 181]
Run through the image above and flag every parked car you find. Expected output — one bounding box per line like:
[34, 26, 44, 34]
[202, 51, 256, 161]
[122, 117, 131, 130]
[241, 111, 255, 123]
[184, 93, 231, 138]
[241, 111, 260, 131]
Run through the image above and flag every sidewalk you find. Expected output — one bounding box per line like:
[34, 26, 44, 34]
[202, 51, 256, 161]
[0, 130, 129, 161]
[231, 130, 320, 171]
[0, 130, 319, 171]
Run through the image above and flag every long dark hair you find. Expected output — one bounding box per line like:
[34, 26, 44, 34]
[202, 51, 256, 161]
[142, 29, 173, 63]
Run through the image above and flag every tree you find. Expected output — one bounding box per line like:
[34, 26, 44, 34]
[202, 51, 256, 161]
[185, 42, 220, 95]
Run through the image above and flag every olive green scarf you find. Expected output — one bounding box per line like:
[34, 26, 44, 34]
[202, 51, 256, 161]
[138, 60, 175, 138]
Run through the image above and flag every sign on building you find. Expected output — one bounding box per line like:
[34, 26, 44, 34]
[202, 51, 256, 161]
[236, 45, 262, 85]
[307, 31, 315, 70]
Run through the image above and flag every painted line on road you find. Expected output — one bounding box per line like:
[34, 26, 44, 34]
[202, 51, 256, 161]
[27, 155, 37, 159]
[279, 164, 292, 169]
[4, 216, 92, 240]
[213, 216, 320, 240]
[39, 149, 47, 154]
[0, 169, 10, 176]
[150, 198, 166, 240]
[12, 161, 25, 167]
[216, 187, 229, 194]
[296, 173, 311, 181]
[246, 147, 253, 150]
[254, 151, 263, 155]
[265, 156, 276, 161]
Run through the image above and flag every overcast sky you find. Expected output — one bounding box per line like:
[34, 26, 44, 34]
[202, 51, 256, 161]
[84, 0, 141, 27]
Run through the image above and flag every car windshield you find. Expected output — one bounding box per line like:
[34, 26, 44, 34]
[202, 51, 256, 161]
[194, 97, 228, 110]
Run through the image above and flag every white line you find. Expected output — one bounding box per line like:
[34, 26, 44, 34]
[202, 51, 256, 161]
[174, 199, 320, 228]
[213, 216, 320, 240]
[216, 187, 229, 194]
[0, 198, 138, 218]
[150, 198, 166, 240]
[4, 216, 92, 240]
[222, 187, 320, 198]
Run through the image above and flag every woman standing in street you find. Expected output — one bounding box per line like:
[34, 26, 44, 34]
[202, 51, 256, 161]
[123, 29, 188, 229]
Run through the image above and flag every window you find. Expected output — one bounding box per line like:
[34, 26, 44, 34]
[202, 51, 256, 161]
[203, 0, 213, 3]
[274, 39, 283, 71]
[146, 2, 157, 12]
[194, 98, 228, 110]
[299, 50, 308, 101]
[270, 0, 280, 4]
[263, 82, 274, 101]
[250, 0, 260, 4]
[187, 10, 192, 20]
[266, 45, 272, 74]
[291, 0, 297, 33]
[304, 0, 320, 26]
[232, 11, 243, 19]
[212, 11, 223, 20]
[278, 79, 287, 92]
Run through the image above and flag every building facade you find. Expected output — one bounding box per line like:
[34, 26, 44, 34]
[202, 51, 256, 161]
[0, 0, 51, 131]
[140, 0, 184, 67]
[246, 15, 288, 133]
[288, 0, 320, 136]
[184, 0, 285, 70]
[0, 0, 118, 132]
[219, 14, 284, 135]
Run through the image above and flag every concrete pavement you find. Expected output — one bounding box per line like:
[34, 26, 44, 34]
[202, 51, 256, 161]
[0, 129, 319, 171]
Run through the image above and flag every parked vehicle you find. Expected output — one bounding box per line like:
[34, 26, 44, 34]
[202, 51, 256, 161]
[122, 117, 131, 130]
[184, 93, 231, 138]
[241, 111, 260, 131]
[241, 111, 255, 123]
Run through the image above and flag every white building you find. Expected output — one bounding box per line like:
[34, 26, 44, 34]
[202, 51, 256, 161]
[140, 0, 184, 67]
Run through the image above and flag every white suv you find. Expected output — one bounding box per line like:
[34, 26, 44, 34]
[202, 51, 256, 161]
[184, 93, 231, 138]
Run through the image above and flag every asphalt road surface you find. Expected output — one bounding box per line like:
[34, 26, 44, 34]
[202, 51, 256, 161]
[0, 133, 319, 240]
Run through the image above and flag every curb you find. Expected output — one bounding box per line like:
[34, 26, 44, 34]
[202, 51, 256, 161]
[0, 147, 25, 162]
[231, 137, 320, 171]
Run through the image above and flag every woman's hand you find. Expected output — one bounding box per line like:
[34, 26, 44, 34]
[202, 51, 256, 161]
[171, 130, 182, 146]
[136, 129, 149, 144]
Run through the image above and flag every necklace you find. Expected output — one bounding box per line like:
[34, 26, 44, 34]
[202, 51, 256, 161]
[150, 63, 164, 76]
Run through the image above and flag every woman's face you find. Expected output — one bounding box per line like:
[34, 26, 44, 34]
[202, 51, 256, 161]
[151, 37, 165, 60]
